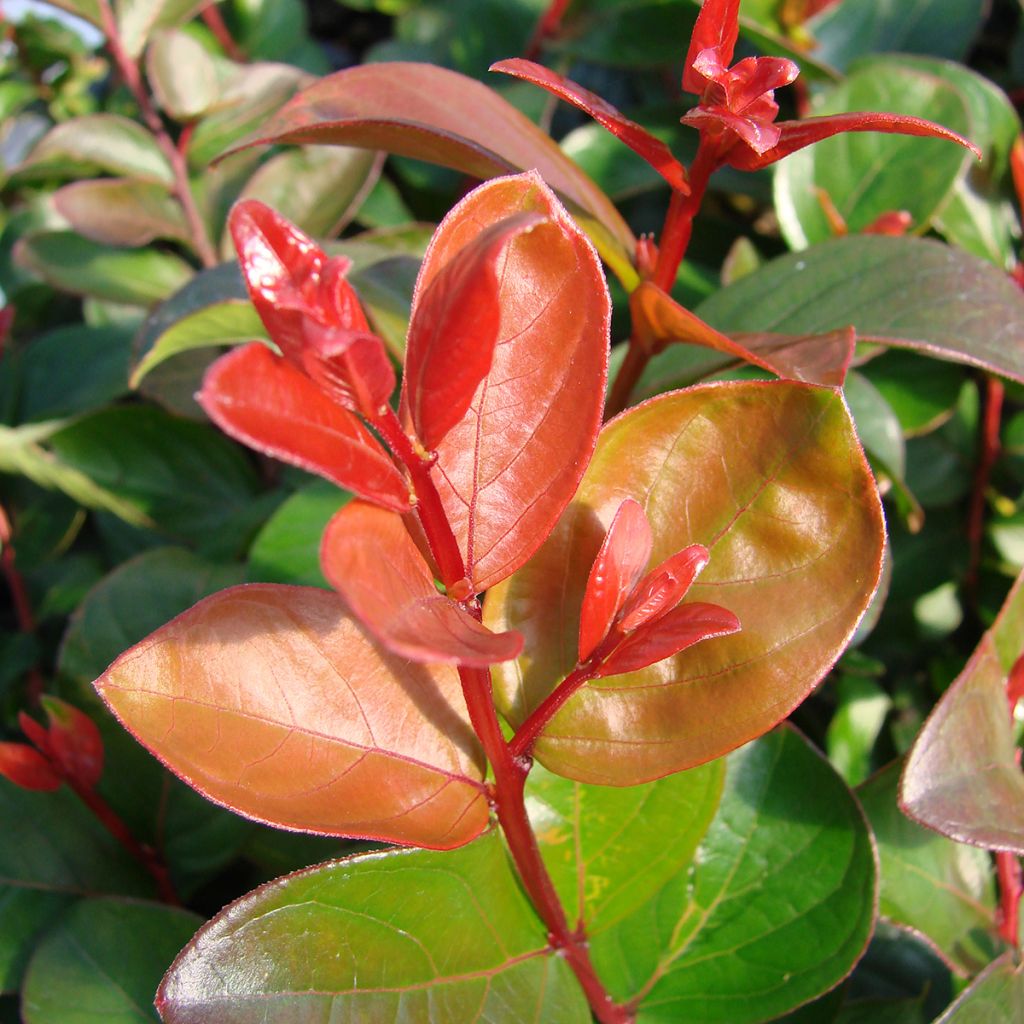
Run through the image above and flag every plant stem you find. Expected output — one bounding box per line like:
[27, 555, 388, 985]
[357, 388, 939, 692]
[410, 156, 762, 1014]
[200, 1, 245, 62]
[510, 659, 601, 760]
[965, 374, 1003, 606]
[0, 503, 46, 704]
[524, 0, 572, 60]
[96, 0, 218, 269]
[996, 851, 1022, 947]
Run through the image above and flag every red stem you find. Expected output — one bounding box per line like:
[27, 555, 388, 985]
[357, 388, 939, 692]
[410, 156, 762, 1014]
[96, 0, 218, 269]
[965, 375, 1003, 604]
[0, 504, 46, 704]
[510, 659, 602, 761]
[997, 851, 1022, 947]
[524, 0, 572, 60]
[200, 1, 245, 62]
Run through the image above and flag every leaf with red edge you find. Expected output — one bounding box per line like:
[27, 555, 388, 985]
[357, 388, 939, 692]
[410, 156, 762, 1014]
[683, 0, 741, 94]
[485, 380, 885, 785]
[407, 172, 610, 592]
[578, 498, 652, 662]
[222, 62, 636, 283]
[299, 325, 395, 418]
[597, 603, 741, 678]
[618, 544, 710, 632]
[321, 501, 522, 666]
[900, 567, 1024, 855]
[39, 696, 103, 789]
[0, 744, 61, 791]
[198, 343, 411, 512]
[491, 59, 689, 195]
[94, 584, 489, 850]
[405, 210, 547, 451]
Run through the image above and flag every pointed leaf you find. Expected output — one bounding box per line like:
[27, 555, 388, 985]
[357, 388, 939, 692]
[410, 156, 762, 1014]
[0, 745, 60, 792]
[95, 584, 489, 849]
[405, 210, 546, 449]
[157, 832, 591, 1023]
[226, 61, 636, 282]
[579, 498, 652, 662]
[618, 545, 710, 632]
[934, 952, 1024, 1022]
[39, 697, 103, 790]
[683, 0, 740, 93]
[486, 381, 884, 784]
[491, 59, 689, 194]
[198, 343, 411, 512]
[901, 567, 1024, 854]
[299, 325, 396, 416]
[409, 173, 610, 591]
[321, 501, 522, 666]
[53, 179, 191, 248]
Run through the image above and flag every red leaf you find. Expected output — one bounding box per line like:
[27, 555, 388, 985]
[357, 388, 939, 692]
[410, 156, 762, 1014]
[578, 498, 652, 662]
[595, 602, 741, 678]
[619, 544, 710, 632]
[408, 172, 610, 591]
[683, 0, 740, 94]
[405, 210, 548, 450]
[730, 112, 981, 171]
[18, 710, 51, 756]
[491, 59, 689, 195]
[321, 502, 522, 666]
[40, 696, 103, 789]
[199, 343, 411, 512]
[299, 324, 396, 418]
[0, 742, 61, 791]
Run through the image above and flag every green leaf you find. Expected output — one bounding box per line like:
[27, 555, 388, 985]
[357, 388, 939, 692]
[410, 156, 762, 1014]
[825, 674, 892, 786]
[15, 114, 173, 186]
[844, 370, 905, 481]
[349, 254, 419, 357]
[642, 236, 1024, 389]
[901, 566, 1024, 854]
[115, 0, 209, 58]
[247, 479, 348, 587]
[53, 179, 191, 249]
[773, 62, 971, 249]
[0, 890, 70, 993]
[934, 951, 1024, 1022]
[527, 758, 724, 936]
[858, 761, 999, 975]
[589, 726, 877, 1024]
[862, 350, 963, 436]
[486, 381, 885, 784]
[158, 831, 591, 1022]
[14, 233, 192, 306]
[146, 29, 219, 120]
[21, 898, 202, 1024]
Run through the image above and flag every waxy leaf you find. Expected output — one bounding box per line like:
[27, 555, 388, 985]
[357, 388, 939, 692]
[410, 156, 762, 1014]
[487, 381, 884, 784]
[858, 760, 999, 976]
[198, 343, 411, 512]
[158, 831, 591, 1023]
[643, 235, 1024, 389]
[229, 61, 636, 281]
[321, 501, 522, 666]
[53, 179, 191, 248]
[409, 172, 610, 592]
[934, 952, 1024, 1022]
[405, 209, 546, 450]
[901, 568, 1024, 854]
[590, 726, 877, 1024]
[95, 584, 489, 849]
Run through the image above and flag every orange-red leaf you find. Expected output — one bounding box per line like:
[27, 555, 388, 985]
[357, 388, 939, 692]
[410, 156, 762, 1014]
[408, 172, 610, 591]
[199, 343, 411, 512]
[405, 210, 546, 450]
[40, 696, 103, 789]
[94, 585, 489, 849]
[578, 498, 651, 662]
[0, 742, 61, 791]
[619, 545, 709, 633]
[321, 502, 522, 666]
[299, 324, 396, 417]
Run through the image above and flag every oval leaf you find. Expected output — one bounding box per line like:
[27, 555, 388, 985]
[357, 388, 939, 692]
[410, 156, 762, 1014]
[934, 951, 1024, 1023]
[94, 584, 489, 849]
[53, 179, 191, 248]
[147, 28, 219, 120]
[410, 172, 610, 592]
[486, 381, 885, 784]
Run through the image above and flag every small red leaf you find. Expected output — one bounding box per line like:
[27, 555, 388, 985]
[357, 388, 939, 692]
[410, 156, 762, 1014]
[40, 696, 103, 789]
[595, 602, 741, 678]
[300, 324, 396, 418]
[18, 710, 51, 756]
[619, 545, 710, 632]
[405, 210, 547, 450]
[491, 59, 689, 195]
[321, 502, 522, 666]
[578, 498, 652, 662]
[0, 742, 61, 791]
[683, 0, 740, 94]
[199, 343, 411, 512]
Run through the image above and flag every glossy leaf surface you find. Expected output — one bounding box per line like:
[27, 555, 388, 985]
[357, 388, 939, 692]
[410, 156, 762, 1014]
[858, 760, 998, 975]
[410, 173, 610, 591]
[590, 727, 877, 1023]
[157, 832, 591, 1024]
[230, 61, 636, 278]
[321, 501, 522, 666]
[21, 898, 202, 1024]
[901, 568, 1024, 854]
[934, 952, 1024, 1022]
[487, 381, 884, 784]
[642, 235, 1024, 389]
[95, 585, 489, 849]
[198, 343, 411, 512]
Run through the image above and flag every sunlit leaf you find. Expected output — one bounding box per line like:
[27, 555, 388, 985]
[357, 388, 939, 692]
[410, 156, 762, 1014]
[116, 0, 210, 58]
[147, 28, 220, 120]
[95, 584, 489, 848]
[487, 381, 884, 784]
[933, 951, 1024, 1022]
[53, 179, 191, 249]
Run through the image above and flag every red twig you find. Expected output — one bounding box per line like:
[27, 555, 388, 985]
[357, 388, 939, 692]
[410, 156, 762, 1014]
[996, 657, 1024, 947]
[200, 1, 245, 62]
[0, 504, 46, 704]
[524, 0, 573, 61]
[965, 375, 1003, 604]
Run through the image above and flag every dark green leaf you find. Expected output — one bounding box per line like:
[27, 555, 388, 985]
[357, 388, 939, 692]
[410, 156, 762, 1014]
[0, 889, 70, 993]
[862, 350, 963, 436]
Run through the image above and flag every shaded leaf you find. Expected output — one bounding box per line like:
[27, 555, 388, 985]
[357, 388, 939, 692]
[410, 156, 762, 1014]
[901, 568, 1024, 854]
[53, 179, 191, 248]
[95, 584, 489, 848]
[411, 172, 610, 591]
[0, 890, 70, 993]
[934, 951, 1024, 1022]
[486, 381, 884, 784]
[158, 831, 590, 1023]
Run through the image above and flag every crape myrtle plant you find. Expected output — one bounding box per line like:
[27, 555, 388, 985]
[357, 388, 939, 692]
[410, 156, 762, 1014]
[5, 0, 1024, 1021]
